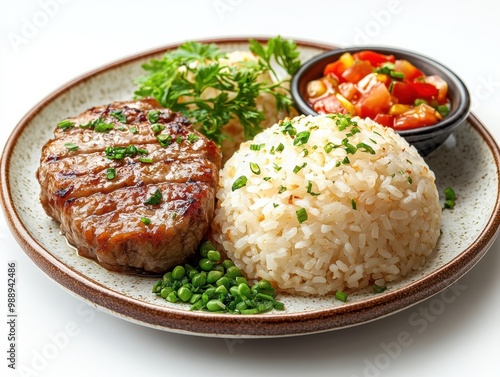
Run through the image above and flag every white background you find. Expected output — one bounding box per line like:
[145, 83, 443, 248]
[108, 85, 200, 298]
[1, 0, 500, 376]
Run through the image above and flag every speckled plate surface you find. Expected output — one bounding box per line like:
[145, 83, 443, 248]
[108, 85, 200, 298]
[1, 38, 500, 338]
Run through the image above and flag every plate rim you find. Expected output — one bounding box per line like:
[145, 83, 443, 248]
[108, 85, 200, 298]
[2, 37, 500, 337]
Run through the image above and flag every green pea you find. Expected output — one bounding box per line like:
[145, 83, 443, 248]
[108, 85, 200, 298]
[212, 264, 225, 273]
[187, 268, 198, 280]
[177, 286, 192, 302]
[192, 273, 207, 287]
[215, 285, 228, 295]
[235, 301, 248, 312]
[152, 280, 162, 293]
[207, 250, 221, 262]
[206, 299, 226, 312]
[162, 272, 173, 283]
[229, 286, 239, 297]
[237, 283, 252, 298]
[235, 276, 248, 285]
[189, 293, 201, 304]
[257, 280, 272, 291]
[172, 265, 186, 280]
[199, 258, 213, 272]
[201, 292, 210, 304]
[199, 241, 216, 257]
[226, 266, 242, 279]
[204, 287, 216, 297]
[207, 270, 223, 284]
[216, 276, 230, 288]
[222, 260, 235, 270]
[160, 287, 173, 299]
[166, 291, 178, 303]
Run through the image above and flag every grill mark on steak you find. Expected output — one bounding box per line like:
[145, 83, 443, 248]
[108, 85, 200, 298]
[36, 98, 222, 273]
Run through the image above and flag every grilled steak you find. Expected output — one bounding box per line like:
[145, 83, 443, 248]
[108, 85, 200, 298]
[36, 98, 222, 273]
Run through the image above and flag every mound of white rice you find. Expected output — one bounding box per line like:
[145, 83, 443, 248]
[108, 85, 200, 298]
[213, 114, 441, 296]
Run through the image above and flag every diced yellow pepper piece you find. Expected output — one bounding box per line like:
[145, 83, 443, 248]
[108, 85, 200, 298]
[339, 52, 355, 68]
[389, 104, 412, 116]
[375, 74, 389, 84]
[336, 93, 356, 115]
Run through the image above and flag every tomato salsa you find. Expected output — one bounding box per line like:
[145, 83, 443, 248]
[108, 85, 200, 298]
[305, 50, 450, 130]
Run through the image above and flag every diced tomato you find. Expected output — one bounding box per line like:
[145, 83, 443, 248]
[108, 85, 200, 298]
[353, 50, 395, 67]
[393, 104, 441, 130]
[424, 75, 448, 104]
[392, 81, 439, 104]
[342, 60, 374, 84]
[394, 59, 424, 81]
[338, 82, 359, 101]
[391, 81, 418, 104]
[374, 113, 395, 128]
[313, 94, 349, 115]
[412, 82, 439, 99]
[354, 83, 392, 119]
[306, 50, 450, 131]
[357, 73, 383, 94]
[323, 60, 346, 78]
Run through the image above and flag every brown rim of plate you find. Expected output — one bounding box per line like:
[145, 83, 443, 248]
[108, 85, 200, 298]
[1, 38, 500, 337]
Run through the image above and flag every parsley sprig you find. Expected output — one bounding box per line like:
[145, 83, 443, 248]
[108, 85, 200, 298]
[133, 37, 301, 145]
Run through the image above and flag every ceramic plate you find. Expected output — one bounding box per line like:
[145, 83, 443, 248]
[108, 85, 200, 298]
[1, 38, 500, 338]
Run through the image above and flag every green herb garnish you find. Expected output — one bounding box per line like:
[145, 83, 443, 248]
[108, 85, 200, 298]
[105, 145, 148, 160]
[134, 37, 300, 145]
[293, 163, 307, 174]
[144, 189, 162, 205]
[188, 133, 199, 144]
[106, 168, 116, 180]
[443, 186, 456, 209]
[357, 142, 375, 154]
[110, 110, 127, 123]
[140, 217, 151, 225]
[293, 131, 311, 147]
[148, 110, 161, 123]
[250, 143, 264, 151]
[280, 120, 297, 137]
[57, 119, 75, 130]
[296, 208, 308, 224]
[94, 120, 114, 133]
[64, 142, 79, 151]
[373, 285, 387, 294]
[306, 181, 320, 196]
[232, 176, 248, 191]
[335, 291, 348, 302]
[374, 62, 405, 80]
[249, 162, 261, 175]
[157, 134, 173, 147]
[151, 123, 165, 134]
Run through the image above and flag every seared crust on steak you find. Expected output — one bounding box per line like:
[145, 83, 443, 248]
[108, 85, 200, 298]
[36, 98, 222, 273]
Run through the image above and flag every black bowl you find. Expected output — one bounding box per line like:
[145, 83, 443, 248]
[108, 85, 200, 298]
[291, 46, 471, 156]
